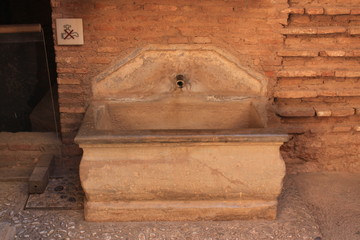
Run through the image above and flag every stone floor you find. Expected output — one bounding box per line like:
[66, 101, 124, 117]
[0, 172, 359, 240]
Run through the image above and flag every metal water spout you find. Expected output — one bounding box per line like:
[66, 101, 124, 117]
[175, 74, 185, 88]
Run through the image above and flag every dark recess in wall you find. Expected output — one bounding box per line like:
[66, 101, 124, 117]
[0, 0, 58, 132]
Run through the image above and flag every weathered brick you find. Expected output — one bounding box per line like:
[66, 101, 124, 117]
[57, 78, 81, 85]
[306, 7, 324, 15]
[60, 116, 82, 125]
[319, 50, 346, 57]
[277, 70, 319, 77]
[314, 107, 331, 117]
[281, 27, 317, 35]
[0, 143, 8, 150]
[94, 3, 117, 10]
[167, 36, 188, 44]
[335, 71, 360, 78]
[325, 8, 351, 15]
[59, 105, 86, 113]
[58, 93, 84, 104]
[321, 71, 335, 77]
[276, 107, 315, 117]
[282, 7, 305, 14]
[202, 5, 234, 13]
[291, 15, 311, 24]
[93, 24, 117, 31]
[348, 50, 360, 57]
[97, 47, 121, 53]
[58, 85, 83, 94]
[332, 125, 352, 132]
[86, 57, 112, 64]
[192, 36, 212, 44]
[56, 56, 79, 64]
[331, 107, 355, 117]
[277, 50, 318, 57]
[349, 27, 360, 35]
[317, 26, 346, 34]
[8, 144, 40, 151]
[354, 126, 360, 131]
[57, 68, 88, 74]
[181, 5, 201, 12]
[144, 4, 177, 11]
[162, 15, 188, 23]
[274, 90, 318, 98]
[351, 9, 360, 15]
[218, 16, 237, 24]
[281, 27, 346, 35]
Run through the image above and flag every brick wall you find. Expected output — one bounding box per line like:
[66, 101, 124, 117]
[51, 0, 360, 172]
[278, 1, 360, 172]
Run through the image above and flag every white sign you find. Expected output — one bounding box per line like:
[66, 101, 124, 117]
[56, 18, 84, 45]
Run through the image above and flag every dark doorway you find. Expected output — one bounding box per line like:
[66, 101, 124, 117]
[0, 0, 58, 132]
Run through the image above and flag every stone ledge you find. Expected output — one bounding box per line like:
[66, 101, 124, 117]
[84, 200, 278, 222]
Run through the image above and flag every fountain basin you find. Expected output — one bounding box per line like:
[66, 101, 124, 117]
[75, 44, 288, 221]
[76, 98, 288, 221]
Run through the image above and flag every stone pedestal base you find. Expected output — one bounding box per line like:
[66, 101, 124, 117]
[78, 140, 288, 222]
[84, 200, 277, 222]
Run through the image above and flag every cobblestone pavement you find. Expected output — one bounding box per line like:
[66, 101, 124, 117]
[0, 176, 323, 240]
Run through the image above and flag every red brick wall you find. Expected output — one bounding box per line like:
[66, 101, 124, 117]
[51, 0, 360, 172]
[278, 1, 360, 172]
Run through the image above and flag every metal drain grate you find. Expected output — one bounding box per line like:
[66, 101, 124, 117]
[25, 175, 84, 210]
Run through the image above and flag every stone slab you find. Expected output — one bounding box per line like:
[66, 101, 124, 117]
[28, 155, 54, 193]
